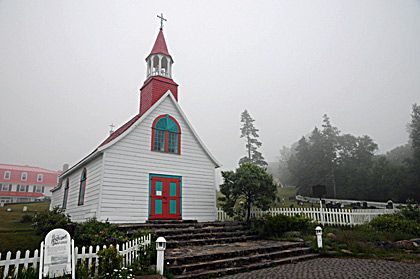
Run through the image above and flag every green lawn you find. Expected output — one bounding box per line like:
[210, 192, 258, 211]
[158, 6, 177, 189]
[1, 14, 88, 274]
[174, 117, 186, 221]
[0, 202, 50, 255]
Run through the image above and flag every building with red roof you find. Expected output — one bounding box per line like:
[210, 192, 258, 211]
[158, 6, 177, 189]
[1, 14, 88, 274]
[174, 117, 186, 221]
[50, 19, 220, 223]
[0, 164, 61, 203]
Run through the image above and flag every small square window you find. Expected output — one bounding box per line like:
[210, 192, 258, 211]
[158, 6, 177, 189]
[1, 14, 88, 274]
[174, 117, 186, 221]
[37, 174, 43, 182]
[21, 172, 27, 181]
[4, 171, 11, 180]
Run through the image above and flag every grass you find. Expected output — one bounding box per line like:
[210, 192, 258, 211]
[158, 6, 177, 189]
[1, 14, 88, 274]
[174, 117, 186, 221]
[0, 202, 50, 255]
[319, 225, 420, 263]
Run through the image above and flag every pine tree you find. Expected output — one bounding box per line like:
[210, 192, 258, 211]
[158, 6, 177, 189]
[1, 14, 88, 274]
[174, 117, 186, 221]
[238, 110, 267, 167]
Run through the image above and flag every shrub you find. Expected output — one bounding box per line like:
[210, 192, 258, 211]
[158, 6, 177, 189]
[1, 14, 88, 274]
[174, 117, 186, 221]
[20, 213, 33, 223]
[251, 214, 315, 238]
[33, 207, 71, 238]
[97, 245, 123, 276]
[370, 200, 420, 236]
[74, 218, 128, 248]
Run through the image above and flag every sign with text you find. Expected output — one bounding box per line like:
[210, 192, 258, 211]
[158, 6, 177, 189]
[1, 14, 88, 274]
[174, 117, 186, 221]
[43, 229, 72, 277]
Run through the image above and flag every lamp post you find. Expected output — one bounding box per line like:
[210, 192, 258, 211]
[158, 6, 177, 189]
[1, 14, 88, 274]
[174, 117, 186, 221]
[156, 237, 167, 275]
[315, 226, 323, 249]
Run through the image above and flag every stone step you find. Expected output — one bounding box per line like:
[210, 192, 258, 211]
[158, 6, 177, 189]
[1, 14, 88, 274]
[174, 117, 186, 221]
[146, 219, 198, 224]
[169, 247, 313, 275]
[166, 241, 307, 266]
[173, 253, 319, 279]
[119, 221, 246, 232]
[167, 235, 262, 248]
[154, 224, 249, 237]
[163, 230, 259, 242]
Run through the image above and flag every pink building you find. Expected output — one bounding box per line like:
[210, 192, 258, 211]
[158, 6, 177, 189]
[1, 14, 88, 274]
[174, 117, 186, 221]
[0, 164, 61, 203]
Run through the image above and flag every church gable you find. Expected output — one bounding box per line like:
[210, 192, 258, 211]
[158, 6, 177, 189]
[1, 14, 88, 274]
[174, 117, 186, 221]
[99, 94, 218, 223]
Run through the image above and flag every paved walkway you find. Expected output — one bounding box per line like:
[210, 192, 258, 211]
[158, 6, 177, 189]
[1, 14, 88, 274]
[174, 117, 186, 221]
[219, 258, 420, 279]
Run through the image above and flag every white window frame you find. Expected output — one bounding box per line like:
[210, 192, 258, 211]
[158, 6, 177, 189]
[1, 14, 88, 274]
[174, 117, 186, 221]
[1, 184, 11, 191]
[17, 185, 27, 192]
[21, 172, 27, 181]
[33, 185, 44, 193]
[4, 171, 11, 180]
[37, 174, 43, 182]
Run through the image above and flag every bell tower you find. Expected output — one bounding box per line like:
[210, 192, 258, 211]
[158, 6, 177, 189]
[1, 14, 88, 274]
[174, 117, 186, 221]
[139, 14, 179, 116]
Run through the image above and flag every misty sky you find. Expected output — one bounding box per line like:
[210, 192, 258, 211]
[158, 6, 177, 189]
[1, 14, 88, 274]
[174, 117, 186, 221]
[1, 1, 419, 178]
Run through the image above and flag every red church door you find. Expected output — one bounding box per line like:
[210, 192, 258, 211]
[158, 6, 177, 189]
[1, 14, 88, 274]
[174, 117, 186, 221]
[149, 175, 181, 220]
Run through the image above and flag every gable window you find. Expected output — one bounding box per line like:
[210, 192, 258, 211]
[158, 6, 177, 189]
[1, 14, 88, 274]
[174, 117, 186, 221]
[63, 179, 69, 209]
[21, 172, 27, 181]
[37, 174, 43, 182]
[4, 171, 11, 180]
[78, 169, 87, 205]
[151, 114, 181, 154]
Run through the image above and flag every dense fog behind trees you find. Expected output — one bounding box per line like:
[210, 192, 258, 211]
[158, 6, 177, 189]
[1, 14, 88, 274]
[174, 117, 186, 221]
[278, 104, 420, 203]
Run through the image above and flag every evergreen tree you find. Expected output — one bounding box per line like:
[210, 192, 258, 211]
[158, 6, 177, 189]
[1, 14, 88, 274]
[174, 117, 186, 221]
[238, 110, 267, 167]
[219, 163, 276, 221]
[409, 103, 420, 179]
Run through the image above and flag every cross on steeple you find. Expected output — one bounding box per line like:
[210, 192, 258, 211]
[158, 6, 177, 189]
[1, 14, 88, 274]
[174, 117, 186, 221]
[109, 123, 115, 135]
[157, 13, 167, 30]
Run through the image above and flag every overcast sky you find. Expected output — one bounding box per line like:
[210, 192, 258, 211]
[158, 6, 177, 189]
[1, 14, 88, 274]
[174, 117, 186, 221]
[1, 1, 419, 177]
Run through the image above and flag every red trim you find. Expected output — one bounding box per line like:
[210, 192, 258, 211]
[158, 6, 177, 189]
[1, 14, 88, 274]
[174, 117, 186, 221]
[0, 191, 45, 197]
[78, 168, 87, 205]
[63, 178, 69, 209]
[150, 114, 181, 154]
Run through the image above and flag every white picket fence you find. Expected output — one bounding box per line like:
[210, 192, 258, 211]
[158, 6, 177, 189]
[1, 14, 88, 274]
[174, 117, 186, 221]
[0, 234, 151, 278]
[217, 207, 395, 226]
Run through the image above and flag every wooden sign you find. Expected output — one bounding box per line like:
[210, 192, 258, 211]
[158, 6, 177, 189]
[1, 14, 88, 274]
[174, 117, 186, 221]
[41, 229, 73, 278]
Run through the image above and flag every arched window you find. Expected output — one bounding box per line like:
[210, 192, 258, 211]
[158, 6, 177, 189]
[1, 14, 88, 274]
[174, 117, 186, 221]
[151, 114, 181, 154]
[62, 178, 69, 209]
[78, 169, 87, 205]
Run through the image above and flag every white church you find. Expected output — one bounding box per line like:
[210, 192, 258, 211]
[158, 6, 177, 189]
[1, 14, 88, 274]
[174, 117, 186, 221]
[51, 20, 221, 223]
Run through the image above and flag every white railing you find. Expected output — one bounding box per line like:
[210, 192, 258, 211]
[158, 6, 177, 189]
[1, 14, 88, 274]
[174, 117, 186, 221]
[0, 234, 151, 278]
[295, 195, 406, 209]
[217, 207, 395, 226]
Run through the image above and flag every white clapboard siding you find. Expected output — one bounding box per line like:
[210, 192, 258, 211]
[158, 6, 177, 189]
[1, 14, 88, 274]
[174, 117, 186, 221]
[55, 155, 103, 222]
[100, 96, 217, 223]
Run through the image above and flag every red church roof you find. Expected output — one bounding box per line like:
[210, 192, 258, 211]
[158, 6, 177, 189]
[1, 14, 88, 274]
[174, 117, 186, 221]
[98, 114, 141, 148]
[146, 29, 173, 61]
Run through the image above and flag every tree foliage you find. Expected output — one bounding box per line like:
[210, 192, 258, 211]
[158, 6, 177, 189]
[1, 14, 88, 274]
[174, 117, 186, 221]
[287, 107, 420, 202]
[33, 207, 71, 238]
[219, 163, 276, 221]
[238, 110, 267, 167]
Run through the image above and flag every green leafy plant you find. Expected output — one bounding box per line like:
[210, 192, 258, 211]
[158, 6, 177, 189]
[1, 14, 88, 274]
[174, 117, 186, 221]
[74, 218, 128, 247]
[33, 207, 71, 238]
[251, 213, 315, 238]
[20, 213, 33, 223]
[370, 200, 420, 236]
[97, 245, 123, 276]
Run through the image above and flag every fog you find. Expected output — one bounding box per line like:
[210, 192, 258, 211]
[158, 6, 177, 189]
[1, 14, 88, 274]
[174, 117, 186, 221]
[1, 1, 419, 179]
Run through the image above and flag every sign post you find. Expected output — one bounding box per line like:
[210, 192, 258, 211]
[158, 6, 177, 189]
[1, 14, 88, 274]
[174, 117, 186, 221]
[39, 228, 75, 279]
[312, 184, 327, 225]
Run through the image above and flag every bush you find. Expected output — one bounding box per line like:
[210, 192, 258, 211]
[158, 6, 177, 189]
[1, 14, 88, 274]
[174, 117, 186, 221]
[20, 213, 33, 223]
[74, 218, 128, 248]
[33, 207, 71, 238]
[370, 200, 420, 236]
[251, 214, 315, 238]
[97, 245, 123, 276]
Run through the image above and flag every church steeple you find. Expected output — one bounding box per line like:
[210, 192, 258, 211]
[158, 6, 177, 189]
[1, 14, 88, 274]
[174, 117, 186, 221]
[139, 15, 178, 116]
[145, 29, 173, 79]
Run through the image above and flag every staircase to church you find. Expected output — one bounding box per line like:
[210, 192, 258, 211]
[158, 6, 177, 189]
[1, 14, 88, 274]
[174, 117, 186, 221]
[120, 220, 318, 279]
